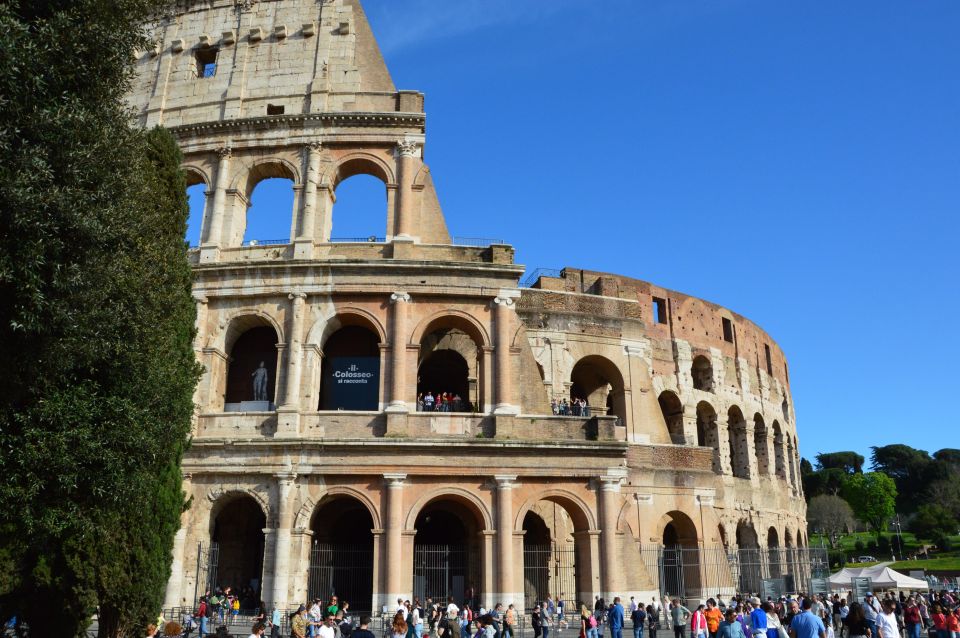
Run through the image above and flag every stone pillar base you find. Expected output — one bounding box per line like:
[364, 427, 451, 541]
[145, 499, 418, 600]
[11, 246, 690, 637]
[293, 239, 314, 260]
[276, 407, 300, 435]
[493, 403, 520, 415]
[199, 245, 220, 263]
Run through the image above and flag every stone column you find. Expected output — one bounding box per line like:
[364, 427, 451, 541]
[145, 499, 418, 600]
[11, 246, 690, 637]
[394, 141, 421, 241]
[383, 473, 407, 607]
[744, 424, 757, 480]
[599, 476, 623, 599]
[682, 414, 699, 447]
[495, 475, 518, 605]
[271, 472, 297, 609]
[295, 142, 323, 259]
[493, 294, 518, 414]
[163, 523, 189, 608]
[201, 146, 232, 261]
[387, 293, 411, 412]
[278, 292, 307, 434]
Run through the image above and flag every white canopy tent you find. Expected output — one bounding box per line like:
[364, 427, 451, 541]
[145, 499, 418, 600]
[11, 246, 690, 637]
[829, 565, 929, 590]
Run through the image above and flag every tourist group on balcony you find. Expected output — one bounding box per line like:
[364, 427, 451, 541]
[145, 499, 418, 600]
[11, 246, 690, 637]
[551, 396, 590, 417]
[417, 392, 467, 413]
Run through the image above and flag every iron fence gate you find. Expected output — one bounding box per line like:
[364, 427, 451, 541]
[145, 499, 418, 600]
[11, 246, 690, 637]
[413, 544, 477, 605]
[193, 542, 219, 606]
[308, 542, 374, 615]
[641, 545, 829, 601]
[523, 544, 577, 612]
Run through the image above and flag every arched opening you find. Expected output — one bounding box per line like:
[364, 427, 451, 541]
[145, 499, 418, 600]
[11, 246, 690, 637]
[736, 522, 761, 595]
[210, 496, 266, 606]
[781, 398, 790, 422]
[691, 355, 713, 392]
[696, 402, 721, 474]
[657, 391, 685, 445]
[727, 406, 750, 479]
[417, 318, 485, 412]
[660, 512, 700, 600]
[784, 529, 797, 592]
[521, 501, 580, 611]
[772, 421, 786, 479]
[767, 527, 782, 578]
[718, 524, 728, 549]
[319, 325, 382, 411]
[787, 437, 798, 492]
[308, 497, 375, 614]
[754, 414, 770, 476]
[185, 171, 207, 247]
[418, 350, 470, 412]
[330, 173, 388, 241]
[570, 355, 626, 424]
[225, 323, 280, 409]
[413, 498, 483, 605]
[241, 162, 297, 246]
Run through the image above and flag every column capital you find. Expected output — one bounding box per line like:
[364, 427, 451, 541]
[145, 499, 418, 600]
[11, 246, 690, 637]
[384, 472, 407, 486]
[305, 141, 323, 153]
[396, 140, 422, 158]
[599, 476, 623, 492]
[216, 145, 233, 159]
[494, 475, 518, 488]
[390, 292, 411, 304]
[274, 471, 298, 483]
[288, 291, 307, 301]
[493, 296, 516, 308]
[193, 294, 209, 305]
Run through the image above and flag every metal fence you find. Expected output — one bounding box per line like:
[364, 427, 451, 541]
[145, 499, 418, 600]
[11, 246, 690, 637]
[193, 542, 219, 607]
[640, 545, 829, 601]
[413, 544, 480, 605]
[308, 542, 375, 616]
[522, 544, 577, 612]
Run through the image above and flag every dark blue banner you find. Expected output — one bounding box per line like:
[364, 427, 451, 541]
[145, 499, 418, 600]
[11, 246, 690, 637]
[321, 356, 380, 411]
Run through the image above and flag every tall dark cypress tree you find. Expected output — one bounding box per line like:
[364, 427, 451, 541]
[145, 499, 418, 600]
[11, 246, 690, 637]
[0, 1, 199, 636]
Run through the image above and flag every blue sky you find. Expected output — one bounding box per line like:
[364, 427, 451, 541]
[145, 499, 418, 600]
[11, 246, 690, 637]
[187, 0, 959, 464]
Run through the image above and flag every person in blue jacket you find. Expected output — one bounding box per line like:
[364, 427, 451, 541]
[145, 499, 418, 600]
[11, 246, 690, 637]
[609, 598, 626, 638]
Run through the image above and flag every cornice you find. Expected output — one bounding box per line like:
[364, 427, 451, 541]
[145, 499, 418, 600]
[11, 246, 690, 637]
[169, 111, 426, 137]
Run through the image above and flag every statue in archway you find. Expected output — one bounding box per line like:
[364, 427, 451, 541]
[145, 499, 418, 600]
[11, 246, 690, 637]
[252, 361, 269, 401]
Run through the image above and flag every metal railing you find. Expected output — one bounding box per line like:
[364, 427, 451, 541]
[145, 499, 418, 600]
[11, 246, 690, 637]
[243, 238, 288, 246]
[450, 236, 508, 247]
[328, 236, 386, 243]
[520, 267, 563, 288]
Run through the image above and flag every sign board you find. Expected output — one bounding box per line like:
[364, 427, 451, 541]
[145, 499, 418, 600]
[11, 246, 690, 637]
[811, 578, 829, 595]
[853, 577, 872, 603]
[909, 570, 925, 580]
[762, 578, 785, 600]
[321, 356, 380, 411]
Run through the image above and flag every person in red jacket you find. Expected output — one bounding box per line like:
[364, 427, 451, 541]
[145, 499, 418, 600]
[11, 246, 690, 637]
[902, 598, 922, 638]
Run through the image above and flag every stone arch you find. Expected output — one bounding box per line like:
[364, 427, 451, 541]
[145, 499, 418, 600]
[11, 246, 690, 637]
[207, 487, 272, 533]
[216, 310, 285, 353]
[767, 526, 782, 577]
[753, 413, 770, 475]
[772, 420, 787, 479]
[326, 152, 396, 188]
[294, 486, 383, 531]
[696, 401, 722, 474]
[658, 510, 700, 545]
[306, 307, 387, 349]
[219, 313, 283, 406]
[727, 405, 750, 479]
[183, 164, 211, 187]
[412, 163, 431, 189]
[513, 488, 598, 533]
[404, 487, 493, 532]
[570, 354, 627, 422]
[660, 510, 701, 600]
[691, 355, 713, 392]
[232, 157, 302, 194]
[409, 309, 490, 347]
[657, 390, 685, 445]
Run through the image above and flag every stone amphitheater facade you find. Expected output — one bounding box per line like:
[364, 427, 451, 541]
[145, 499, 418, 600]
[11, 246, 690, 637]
[131, 0, 809, 613]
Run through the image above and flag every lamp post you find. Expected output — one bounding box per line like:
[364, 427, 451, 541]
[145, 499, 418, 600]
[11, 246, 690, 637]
[893, 515, 904, 560]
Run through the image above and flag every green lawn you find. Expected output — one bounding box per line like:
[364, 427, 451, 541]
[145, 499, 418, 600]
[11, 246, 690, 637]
[811, 531, 960, 554]
[842, 558, 960, 570]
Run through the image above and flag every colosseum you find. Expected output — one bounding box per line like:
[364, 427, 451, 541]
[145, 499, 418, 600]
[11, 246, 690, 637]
[132, 0, 816, 614]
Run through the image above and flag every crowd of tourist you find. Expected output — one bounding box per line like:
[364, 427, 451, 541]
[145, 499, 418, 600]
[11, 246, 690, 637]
[550, 397, 590, 417]
[417, 392, 468, 413]
[136, 587, 960, 638]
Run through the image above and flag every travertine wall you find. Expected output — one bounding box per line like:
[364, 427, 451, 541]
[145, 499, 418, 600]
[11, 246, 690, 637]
[135, 0, 809, 614]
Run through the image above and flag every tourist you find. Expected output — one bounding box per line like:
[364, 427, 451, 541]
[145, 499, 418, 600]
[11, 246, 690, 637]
[843, 602, 871, 638]
[353, 617, 376, 638]
[270, 606, 283, 638]
[146, 623, 158, 637]
[424, 392, 435, 411]
[393, 611, 409, 638]
[250, 622, 267, 638]
[504, 605, 517, 638]
[559, 597, 569, 631]
[648, 604, 660, 638]
[839, 600, 850, 638]
[763, 603, 782, 638]
[609, 597, 625, 638]
[632, 602, 648, 638]
[490, 604, 503, 638]
[692, 605, 708, 638]
[750, 599, 769, 638]
[293, 606, 310, 638]
[719, 610, 746, 638]
[583, 605, 598, 638]
[875, 600, 898, 638]
[195, 596, 209, 638]
[705, 600, 723, 638]
[903, 597, 921, 638]
[673, 600, 692, 638]
[533, 604, 544, 638]
[863, 595, 879, 638]
[789, 599, 826, 638]
[543, 603, 554, 638]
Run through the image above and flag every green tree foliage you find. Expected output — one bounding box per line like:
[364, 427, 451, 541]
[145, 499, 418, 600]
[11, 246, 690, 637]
[871, 444, 959, 513]
[806, 495, 855, 548]
[909, 504, 958, 542]
[0, 1, 197, 636]
[816, 452, 865, 474]
[841, 472, 897, 536]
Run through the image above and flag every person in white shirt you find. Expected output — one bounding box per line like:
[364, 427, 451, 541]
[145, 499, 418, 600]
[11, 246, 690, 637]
[397, 599, 408, 616]
[630, 598, 639, 614]
[875, 601, 898, 638]
[319, 615, 338, 638]
[249, 621, 267, 638]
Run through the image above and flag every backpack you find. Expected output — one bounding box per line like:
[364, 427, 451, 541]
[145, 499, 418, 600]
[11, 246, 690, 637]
[589, 616, 598, 628]
[632, 609, 646, 626]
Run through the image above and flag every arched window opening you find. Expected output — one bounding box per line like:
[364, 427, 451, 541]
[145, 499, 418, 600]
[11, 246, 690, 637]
[657, 391, 685, 445]
[413, 499, 483, 605]
[243, 177, 295, 246]
[767, 527, 782, 578]
[691, 355, 713, 392]
[418, 324, 482, 412]
[772, 421, 787, 479]
[660, 512, 700, 600]
[570, 355, 626, 425]
[211, 496, 266, 608]
[718, 524, 728, 549]
[522, 498, 586, 611]
[330, 174, 388, 241]
[727, 406, 750, 479]
[225, 325, 279, 409]
[319, 325, 381, 411]
[308, 498, 375, 613]
[696, 402, 721, 474]
[736, 522, 761, 594]
[754, 414, 770, 476]
[781, 398, 790, 422]
[186, 181, 207, 247]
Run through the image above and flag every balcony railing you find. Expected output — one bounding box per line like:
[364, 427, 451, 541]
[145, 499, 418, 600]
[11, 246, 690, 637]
[520, 267, 563, 288]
